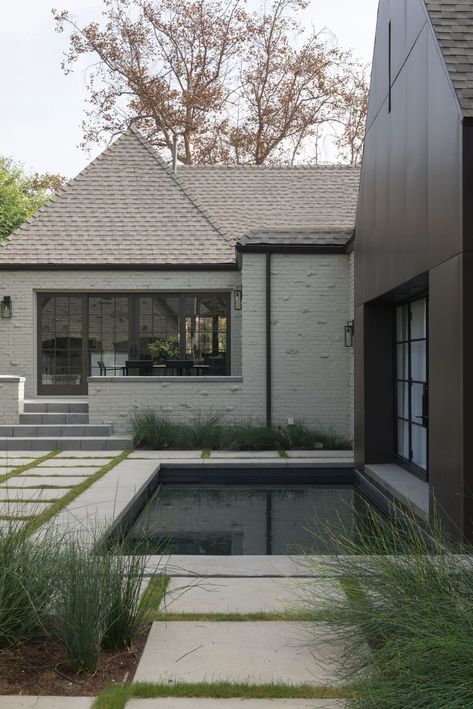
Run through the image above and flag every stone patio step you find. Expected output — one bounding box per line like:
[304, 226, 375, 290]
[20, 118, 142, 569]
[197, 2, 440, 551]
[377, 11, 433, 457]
[134, 621, 343, 686]
[20, 412, 89, 425]
[0, 436, 132, 451]
[23, 400, 88, 414]
[0, 424, 112, 438]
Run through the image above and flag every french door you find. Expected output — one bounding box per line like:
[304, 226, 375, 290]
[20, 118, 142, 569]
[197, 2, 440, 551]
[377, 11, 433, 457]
[38, 292, 230, 395]
[395, 297, 428, 478]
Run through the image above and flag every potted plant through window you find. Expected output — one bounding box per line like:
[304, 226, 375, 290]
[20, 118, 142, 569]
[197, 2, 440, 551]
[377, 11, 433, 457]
[147, 337, 180, 363]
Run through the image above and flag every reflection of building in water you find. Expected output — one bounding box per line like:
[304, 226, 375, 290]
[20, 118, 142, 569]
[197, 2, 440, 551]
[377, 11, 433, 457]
[127, 485, 355, 555]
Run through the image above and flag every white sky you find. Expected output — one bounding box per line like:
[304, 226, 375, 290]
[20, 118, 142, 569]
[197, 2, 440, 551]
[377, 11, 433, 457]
[0, 0, 379, 178]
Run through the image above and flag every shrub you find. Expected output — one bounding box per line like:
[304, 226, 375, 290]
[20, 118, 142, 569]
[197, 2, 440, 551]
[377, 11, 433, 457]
[131, 411, 352, 451]
[303, 504, 473, 709]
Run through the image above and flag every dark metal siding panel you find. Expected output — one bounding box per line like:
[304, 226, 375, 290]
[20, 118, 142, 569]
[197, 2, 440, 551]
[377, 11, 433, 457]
[463, 124, 473, 252]
[355, 17, 463, 308]
[427, 36, 463, 268]
[428, 256, 463, 536]
[462, 252, 473, 538]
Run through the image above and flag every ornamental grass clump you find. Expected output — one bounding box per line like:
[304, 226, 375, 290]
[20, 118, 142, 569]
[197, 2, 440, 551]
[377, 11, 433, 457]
[54, 540, 110, 672]
[131, 410, 352, 451]
[53, 533, 152, 671]
[303, 503, 473, 709]
[101, 544, 150, 651]
[0, 520, 57, 648]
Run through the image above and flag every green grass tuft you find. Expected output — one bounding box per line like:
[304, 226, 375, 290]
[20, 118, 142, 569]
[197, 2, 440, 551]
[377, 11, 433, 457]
[93, 681, 354, 709]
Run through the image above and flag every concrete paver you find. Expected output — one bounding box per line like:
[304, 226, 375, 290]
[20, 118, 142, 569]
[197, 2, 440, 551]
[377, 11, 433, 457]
[134, 621, 344, 685]
[0, 698, 94, 708]
[0, 487, 70, 501]
[24, 466, 101, 477]
[286, 451, 353, 459]
[127, 700, 346, 708]
[56, 450, 123, 458]
[0, 476, 86, 487]
[0, 459, 36, 467]
[147, 555, 336, 578]
[37, 458, 111, 467]
[130, 450, 203, 459]
[0, 501, 51, 516]
[209, 451, 281, 459]
[164, 577, 344, 614]
[0, 451, 51, 459]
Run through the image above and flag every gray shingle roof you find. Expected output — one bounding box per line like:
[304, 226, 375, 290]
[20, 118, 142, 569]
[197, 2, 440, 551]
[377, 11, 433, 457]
[238, 228, 353, 248]
[424, 0, 473, 117]
[0, 128, 360, 266]
[0, 128, 233, 265]
[178, 165, 359, 244]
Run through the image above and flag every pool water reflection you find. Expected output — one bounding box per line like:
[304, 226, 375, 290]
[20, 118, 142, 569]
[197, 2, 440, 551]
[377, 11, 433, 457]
[122, 484, 380, 555]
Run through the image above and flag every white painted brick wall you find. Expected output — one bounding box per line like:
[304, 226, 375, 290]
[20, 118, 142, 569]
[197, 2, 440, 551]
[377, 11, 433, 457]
[270, 253, 353, 438]
[0, 376, 24, 424]
[0, 270, 242, 398]
[0, 256, 354, 440]
[88, 376, 245, 433]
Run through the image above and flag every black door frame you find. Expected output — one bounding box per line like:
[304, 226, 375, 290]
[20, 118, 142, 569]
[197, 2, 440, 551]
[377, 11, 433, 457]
[37, 291, 232, 396]
[394, 294, 429, 481]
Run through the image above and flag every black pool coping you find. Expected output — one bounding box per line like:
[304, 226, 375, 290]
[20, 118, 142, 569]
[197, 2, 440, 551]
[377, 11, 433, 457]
[157, 462, 355, 485]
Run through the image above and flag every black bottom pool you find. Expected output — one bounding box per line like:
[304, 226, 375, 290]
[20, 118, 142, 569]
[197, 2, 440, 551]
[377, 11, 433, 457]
[119, 466, 386, 555]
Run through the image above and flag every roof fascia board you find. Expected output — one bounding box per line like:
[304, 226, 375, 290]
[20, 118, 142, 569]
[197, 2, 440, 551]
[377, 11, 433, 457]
[0, 262, 239, 271]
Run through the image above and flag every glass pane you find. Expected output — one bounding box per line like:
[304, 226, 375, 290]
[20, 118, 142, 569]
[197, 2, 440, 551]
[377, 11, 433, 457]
[411, 340, 426, 382]
[88, 296, 129, 375]
[397, 382, 409, 419]
[185, 294, 228, 373]
[411, 424, 427, 469]
[411, 382, 425, 422]
[396, 304, 409, 342]
[396, 343, 408, 380]
[138, 295, 179, 361]
[410, 298, 426, 340]
[40, 295, 83, 388]
[397, 420, 409, 459]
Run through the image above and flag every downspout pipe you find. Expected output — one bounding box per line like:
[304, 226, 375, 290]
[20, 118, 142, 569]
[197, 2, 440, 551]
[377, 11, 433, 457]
[266, 250, 272, 427]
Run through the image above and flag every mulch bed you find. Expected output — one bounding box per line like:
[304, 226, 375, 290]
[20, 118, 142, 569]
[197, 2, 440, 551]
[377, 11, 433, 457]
[0, 626, 150, 696]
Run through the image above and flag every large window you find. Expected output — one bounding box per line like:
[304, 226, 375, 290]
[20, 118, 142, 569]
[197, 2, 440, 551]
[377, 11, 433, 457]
[38, 291, 231, 394]
[395, 297, 428, 475]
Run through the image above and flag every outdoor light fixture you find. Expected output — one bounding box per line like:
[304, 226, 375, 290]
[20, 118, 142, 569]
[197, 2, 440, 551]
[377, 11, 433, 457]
[234, 288, 242, 310]
[0, 296, 12, 319]
[344, 319, 354, 347]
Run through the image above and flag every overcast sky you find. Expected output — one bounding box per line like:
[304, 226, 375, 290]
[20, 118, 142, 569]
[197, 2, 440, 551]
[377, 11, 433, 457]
[0, 0, 379, 178]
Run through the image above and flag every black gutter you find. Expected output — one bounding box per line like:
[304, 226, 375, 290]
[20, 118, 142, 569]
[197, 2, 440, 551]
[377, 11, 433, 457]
[266, 250, 272, 427]
[236, 243, 347, 255]
[0, 262, 239, 271]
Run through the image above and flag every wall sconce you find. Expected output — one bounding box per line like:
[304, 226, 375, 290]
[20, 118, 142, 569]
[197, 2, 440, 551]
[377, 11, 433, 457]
[0, 296, 12, 319]
[234, 288, 242, 310]
[344, 319, 354, 347]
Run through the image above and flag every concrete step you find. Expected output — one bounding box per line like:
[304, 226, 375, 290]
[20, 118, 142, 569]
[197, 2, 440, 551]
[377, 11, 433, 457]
[19, 413, 89, 425]
[0, 436, 132, 451]
[23, 401, 88, 414]
[0, 425, 111, 438]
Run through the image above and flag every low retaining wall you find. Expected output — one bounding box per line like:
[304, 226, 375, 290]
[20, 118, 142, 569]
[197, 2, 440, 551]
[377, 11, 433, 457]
[87, 376, 249, 433]
[0, 375, 24, 424]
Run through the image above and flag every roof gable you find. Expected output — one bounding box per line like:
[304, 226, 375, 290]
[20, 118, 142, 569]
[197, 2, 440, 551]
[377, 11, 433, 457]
[424, 0, 473, 117]
[0, 128, 233, 266]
